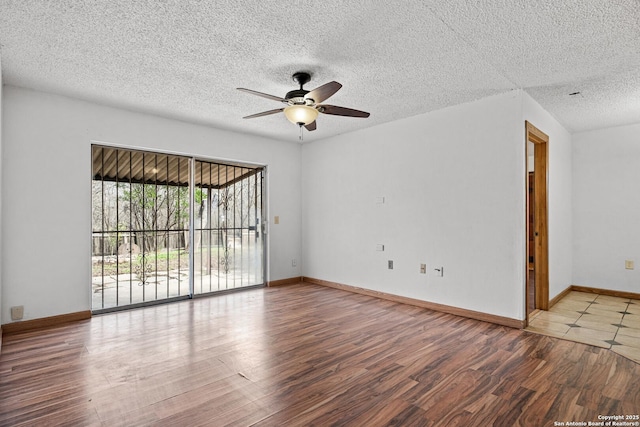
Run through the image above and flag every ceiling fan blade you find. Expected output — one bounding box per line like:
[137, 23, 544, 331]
[237, 88, 287, 103]
[304, 121, 317, 131]
[304, 81, 342, 103]
[242, 108, 284, 119]
[318, 105, 370, 118]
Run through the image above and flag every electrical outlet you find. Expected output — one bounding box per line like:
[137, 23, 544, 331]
[11, 306, 24, 321]
[274, 216, 280, 225]
[376, 244, 385, 251]
[420, 264, 426, 274]
[388, 260, 394, 270]
[292, 259, 297, 267]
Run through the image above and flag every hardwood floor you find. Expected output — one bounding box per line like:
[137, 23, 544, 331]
[1, 284, 639, 426]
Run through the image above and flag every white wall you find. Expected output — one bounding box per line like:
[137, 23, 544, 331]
[522, 93, 573, 299]
[0, 83, 579, 325]
[1, 86, 302, 324]
[302, 91, 527, 320]
[573, 123, 640, 292]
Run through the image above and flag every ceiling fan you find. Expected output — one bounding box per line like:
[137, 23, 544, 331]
[237, 72, 370, 137]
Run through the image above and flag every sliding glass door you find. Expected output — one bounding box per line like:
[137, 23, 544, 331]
[193, 160, 264, 294]
[91, 146, 265, 312]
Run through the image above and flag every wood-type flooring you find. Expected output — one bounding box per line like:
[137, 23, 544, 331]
[1, 283, 639, 426]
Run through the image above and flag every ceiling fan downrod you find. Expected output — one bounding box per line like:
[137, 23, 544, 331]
[292, 72, 311, 90]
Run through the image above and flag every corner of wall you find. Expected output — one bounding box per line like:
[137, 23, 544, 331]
[301, 91, 528, 320]
[521, 91, 573, 301]
[571, 122, 640, 293]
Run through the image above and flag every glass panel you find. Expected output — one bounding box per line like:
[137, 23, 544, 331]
[91, 146, 191, 311]
[193, 160, 264, 294]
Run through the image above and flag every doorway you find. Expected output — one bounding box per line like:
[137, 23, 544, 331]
[525, 121, 549, 322]
[91, 145, 265, 312]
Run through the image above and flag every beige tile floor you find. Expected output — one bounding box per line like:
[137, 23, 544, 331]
[526, 291, 640, 364]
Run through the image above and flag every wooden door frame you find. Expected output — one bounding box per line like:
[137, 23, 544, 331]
[525, 121, 549, 317]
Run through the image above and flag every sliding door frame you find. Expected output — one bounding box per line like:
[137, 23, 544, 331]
[91, 142, 268, 313]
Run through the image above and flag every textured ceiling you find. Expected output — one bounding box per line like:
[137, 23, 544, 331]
[0, 1, 638, 143]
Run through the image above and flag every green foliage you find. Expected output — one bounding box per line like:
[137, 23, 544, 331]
[195, 188, 207, 205]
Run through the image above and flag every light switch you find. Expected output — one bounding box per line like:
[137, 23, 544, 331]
[376, 244, 385, 251]
[274, 216, 279, 225]
[625, 260, 634, 270]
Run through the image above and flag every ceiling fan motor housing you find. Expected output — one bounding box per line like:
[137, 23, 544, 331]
[288, 72, 315, 103]
[285, 89, 311, 104]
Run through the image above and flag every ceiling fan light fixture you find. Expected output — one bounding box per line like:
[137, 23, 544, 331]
[238, 73, 369, 135]
[284, 104, 318, 126]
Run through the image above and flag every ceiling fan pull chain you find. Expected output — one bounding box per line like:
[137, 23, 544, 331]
[299, 124, 304, 141]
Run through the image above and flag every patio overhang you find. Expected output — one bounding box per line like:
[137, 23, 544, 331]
[92, 146, 261, 189]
